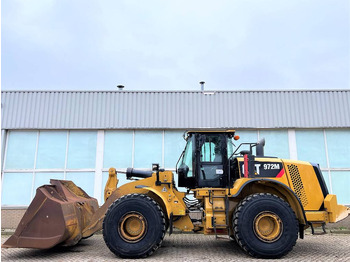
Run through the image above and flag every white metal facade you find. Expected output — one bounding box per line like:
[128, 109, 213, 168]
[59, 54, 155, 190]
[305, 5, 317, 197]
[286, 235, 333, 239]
[2, 90, 350, 130]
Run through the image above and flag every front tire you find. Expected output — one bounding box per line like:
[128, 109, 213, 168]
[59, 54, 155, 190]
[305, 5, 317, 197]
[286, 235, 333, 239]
[103, 194, 166, 258]
[233, 193, 298, 258]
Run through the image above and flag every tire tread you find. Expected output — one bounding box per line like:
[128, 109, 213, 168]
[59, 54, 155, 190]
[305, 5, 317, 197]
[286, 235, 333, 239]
[233, 193, 298, 258]
[103, 193, 166, 258]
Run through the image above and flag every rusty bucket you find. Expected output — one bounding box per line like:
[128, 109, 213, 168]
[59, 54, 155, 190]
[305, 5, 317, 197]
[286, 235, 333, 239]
[2, 179, 99, 249]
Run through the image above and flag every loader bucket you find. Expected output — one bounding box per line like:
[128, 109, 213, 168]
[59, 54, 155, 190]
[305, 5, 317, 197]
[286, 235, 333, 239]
[2, 179, 99, 249]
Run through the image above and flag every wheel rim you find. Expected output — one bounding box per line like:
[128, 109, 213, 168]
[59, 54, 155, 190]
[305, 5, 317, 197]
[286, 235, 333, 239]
[253, 211, 283, 242]
[119, 212, 147, 243]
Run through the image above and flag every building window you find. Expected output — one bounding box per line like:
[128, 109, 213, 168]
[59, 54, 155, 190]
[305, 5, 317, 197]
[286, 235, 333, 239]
[295, 130, 327, 168]
[5, 131, 37, 169]
[134, 130, 162, 168]
[259, 130, 289, 159]
[331, 171, 350, 204]
[67, 131, 97, 169]
[326, 129, 350, 168]
[2, 128, 349, 206]
[36, 131, 67, 169]
[164, 131, 186, 169]
[66, 172, 95, 196]
[2, 172, 33, 206]
[2, 130, 98, 207]
[33, 172, 64, 191]
[104, 130, 133, 168]
[233, 130, 258, 154]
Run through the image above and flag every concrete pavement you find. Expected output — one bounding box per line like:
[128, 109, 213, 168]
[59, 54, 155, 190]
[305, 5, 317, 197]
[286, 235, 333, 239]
[2, 233, 350, 261]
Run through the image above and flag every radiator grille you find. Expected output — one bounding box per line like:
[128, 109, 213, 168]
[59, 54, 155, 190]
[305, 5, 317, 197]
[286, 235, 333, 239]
[287, 164, 308, 207]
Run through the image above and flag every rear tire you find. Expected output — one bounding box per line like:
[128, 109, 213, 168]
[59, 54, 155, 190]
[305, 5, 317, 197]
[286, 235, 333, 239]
[233, 193, 298, 258]
[103, 194, 166, 258]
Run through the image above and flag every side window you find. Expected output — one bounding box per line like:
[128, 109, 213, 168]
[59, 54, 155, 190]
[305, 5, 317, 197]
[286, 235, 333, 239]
[200, 136, 222, 162]
[227, 138, 234, 158]
[182, 140, 193, 177]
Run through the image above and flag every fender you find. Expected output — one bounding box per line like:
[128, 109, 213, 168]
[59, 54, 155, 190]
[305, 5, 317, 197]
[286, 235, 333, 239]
[135, 185, 174, 219]
[231, 178, 307, 225]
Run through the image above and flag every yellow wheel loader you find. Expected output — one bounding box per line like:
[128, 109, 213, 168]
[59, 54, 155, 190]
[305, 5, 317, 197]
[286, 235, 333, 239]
[3, 130, 349, 259]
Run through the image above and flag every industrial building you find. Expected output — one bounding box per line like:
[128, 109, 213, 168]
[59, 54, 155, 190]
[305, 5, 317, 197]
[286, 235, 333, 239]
[1, 89, 349, 214]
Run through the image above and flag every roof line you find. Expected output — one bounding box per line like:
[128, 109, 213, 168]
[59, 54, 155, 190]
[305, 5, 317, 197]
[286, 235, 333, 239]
[2, 89, 350, 93]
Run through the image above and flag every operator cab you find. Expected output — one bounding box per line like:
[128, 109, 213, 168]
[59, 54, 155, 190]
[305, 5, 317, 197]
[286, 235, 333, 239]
[176, 130, 240, 189]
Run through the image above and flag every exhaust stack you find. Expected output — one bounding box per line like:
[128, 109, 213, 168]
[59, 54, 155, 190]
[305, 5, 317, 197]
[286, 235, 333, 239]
[199, 81, 205, 91]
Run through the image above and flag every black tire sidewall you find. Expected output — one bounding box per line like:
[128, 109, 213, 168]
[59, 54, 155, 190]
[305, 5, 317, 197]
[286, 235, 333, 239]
[103, 195, 164, 258]
[236, 195, 298, 258]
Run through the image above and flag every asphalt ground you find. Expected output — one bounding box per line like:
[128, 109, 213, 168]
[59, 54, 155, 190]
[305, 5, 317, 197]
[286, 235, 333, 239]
[1, 233, 350, 262]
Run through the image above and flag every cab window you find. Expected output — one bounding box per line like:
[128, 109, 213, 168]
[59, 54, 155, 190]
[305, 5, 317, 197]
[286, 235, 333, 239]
[200, 136, 222, 162]
[181, 139, 193, 177]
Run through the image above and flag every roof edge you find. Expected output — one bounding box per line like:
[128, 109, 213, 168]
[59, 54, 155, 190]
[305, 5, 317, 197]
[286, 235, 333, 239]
[2, 89, 350, 93]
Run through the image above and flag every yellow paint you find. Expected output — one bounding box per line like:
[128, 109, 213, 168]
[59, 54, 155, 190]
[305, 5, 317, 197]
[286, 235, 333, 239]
[88, 158, 349, 237]
[324, 194, 350, 223]
[305, 211, 328, 222]
[204, 194, 226, 229]
[119, 213, 147, 243]
[83, 170, 189, 236]
[232, 158, 336, 225]
[192, 188, 227, 233]
[104, 168, 119, 201]
[254, 212, 282, 242]
[105, 170, 187, 218]
[283, 160, 324, 211]
[173, 215, 194, 232]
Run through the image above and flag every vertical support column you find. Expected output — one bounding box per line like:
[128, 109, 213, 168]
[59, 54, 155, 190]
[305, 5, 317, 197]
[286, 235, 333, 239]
[1, 129, 8, 173]
[288, 129, 298, 160]
[94, 130, 105, 205]
[323, 129, 332, 193]
[162, 130, 165, 168]
[31, 131, 40, 199]
[64, 131, 70, 180]
[1, 130, 8, 190]
[132, 130, 135, 168]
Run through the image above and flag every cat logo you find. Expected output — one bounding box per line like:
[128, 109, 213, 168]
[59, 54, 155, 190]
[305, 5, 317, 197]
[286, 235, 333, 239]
[162, 187, 167, 192]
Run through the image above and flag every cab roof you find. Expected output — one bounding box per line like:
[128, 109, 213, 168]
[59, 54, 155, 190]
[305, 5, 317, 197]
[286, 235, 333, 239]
[186, 130, 236, 134]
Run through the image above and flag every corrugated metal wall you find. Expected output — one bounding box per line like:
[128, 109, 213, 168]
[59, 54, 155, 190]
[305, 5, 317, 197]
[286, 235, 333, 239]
[1, 90, 350, 129]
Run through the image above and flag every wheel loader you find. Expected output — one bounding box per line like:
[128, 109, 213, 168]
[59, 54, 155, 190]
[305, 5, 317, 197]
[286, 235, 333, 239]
[3, 130, 350, 259]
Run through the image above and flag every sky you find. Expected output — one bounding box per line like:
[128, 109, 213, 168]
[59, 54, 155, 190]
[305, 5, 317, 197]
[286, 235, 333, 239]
[1, 0, 349, 91]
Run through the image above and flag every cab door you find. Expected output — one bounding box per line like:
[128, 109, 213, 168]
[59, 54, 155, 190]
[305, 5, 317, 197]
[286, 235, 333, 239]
[196, 134, 226, 188]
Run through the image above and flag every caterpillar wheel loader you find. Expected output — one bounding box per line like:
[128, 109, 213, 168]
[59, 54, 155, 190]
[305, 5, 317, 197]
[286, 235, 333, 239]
[3, 130, 350, 259]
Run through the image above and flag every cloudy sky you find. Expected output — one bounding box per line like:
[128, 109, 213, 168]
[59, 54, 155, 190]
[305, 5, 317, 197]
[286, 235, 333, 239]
[2, 0, 349, 91]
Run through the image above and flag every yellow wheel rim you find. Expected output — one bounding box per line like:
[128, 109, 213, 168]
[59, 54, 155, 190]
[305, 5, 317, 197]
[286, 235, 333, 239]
[253, 211, 283, 242]
[119, 212, 147, 243]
